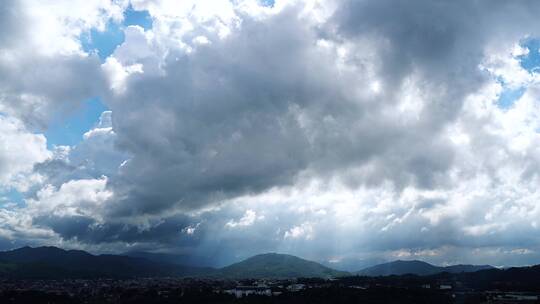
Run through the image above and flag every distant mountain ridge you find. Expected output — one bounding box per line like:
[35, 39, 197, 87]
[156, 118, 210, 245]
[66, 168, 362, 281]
[0, 247, 347, 279]
[0, 246, 210, 279]
[0, 247, 497, 279]
[356, 260, 494, 276]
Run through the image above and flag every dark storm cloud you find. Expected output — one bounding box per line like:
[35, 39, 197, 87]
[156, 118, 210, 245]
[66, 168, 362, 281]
[105, 0, 539, 216]
[33, 214, 194, 245]
[106, 8, 323, 215]
[0, 55, 107, 128]
[102, 1, 487, 216]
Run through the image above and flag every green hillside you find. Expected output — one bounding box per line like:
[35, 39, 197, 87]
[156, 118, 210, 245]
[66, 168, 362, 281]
[217, 253, 349, 279]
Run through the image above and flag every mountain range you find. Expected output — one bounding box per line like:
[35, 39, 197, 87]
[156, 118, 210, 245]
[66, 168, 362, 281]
[356, 260, 494, 276]
[0, 246, 208, 279]
[0, 247, 346, 279]
[0, 246, 495, 279]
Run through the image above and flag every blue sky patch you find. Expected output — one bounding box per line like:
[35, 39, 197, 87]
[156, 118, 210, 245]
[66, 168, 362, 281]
[498, 86, 526, 109]
[0, 189, 24, 208]
[517, 38, 540, 73]
[45, 98, 108, 149]
[65, 6, 153, 146]
[81, 6, 152, 61]
[124, 6, 153, 30]
[495, 38, 540, 109]
[81, 21, 124, 60]
[260, 0, 275, 7]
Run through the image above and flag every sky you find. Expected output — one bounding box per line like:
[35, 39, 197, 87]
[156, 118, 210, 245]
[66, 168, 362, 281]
[2, 0, 540, 270]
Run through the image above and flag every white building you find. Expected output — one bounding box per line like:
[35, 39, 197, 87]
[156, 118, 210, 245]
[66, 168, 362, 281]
[224, 286, 272, 298]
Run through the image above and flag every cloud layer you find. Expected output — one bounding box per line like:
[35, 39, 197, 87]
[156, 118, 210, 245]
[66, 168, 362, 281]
[2, 0, 540, 268]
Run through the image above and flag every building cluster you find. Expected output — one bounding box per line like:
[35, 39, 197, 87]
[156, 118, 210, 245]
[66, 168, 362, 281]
[1, 277, 539, 303]
[221, 279, 311, 298]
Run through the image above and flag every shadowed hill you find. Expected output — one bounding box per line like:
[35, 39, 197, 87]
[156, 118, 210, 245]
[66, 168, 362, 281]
[356, 260, 494, 276]
[0, 246, 211, 279]
[217, 253, 349, 279]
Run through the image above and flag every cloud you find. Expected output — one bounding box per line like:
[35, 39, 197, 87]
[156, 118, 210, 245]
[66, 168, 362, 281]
[3, 0, 540, 268]
[27, 177, 112, 219]
[0, 0, 121, 127]
[284, 223, 314, 240]
[226, 210, 262, 228]
[0, 115, 50, 191]
[101, 1, 458, 219]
